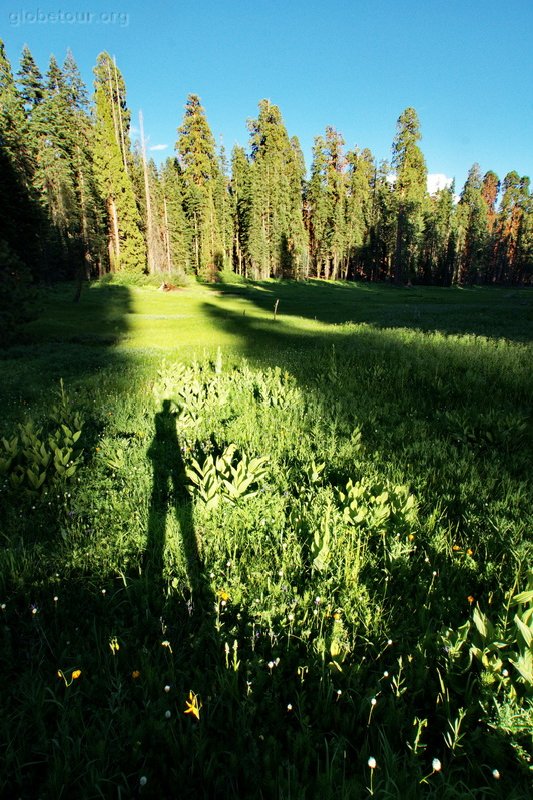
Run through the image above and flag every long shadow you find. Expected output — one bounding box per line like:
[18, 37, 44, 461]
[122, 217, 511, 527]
[0, 282, 135, 423]
[206, 279, 533, 343]
[145, 399, 209, 609]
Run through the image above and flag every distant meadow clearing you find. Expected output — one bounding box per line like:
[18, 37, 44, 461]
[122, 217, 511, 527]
[1, 279, 532, 799]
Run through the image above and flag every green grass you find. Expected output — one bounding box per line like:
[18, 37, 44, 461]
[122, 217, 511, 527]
[0, 278, 532, 799]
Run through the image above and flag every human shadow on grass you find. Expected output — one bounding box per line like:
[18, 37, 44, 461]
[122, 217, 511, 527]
[145, 400, 212, 615]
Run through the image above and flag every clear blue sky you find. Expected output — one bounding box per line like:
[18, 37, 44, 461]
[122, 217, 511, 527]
[3, 0, 532, 190]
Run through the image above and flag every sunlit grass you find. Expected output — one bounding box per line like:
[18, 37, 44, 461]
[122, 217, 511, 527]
[0, 278, 531, 798]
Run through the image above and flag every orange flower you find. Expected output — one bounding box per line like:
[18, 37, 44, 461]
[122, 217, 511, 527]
[132, 670, 141, 679]
[452, 545, 461, 551]
[466, 548, 473, 557]
[467, 595, 475, 605]
[71, 669, 81, 680]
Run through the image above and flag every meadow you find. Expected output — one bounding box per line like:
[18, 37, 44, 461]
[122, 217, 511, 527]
[0, 278, 532, 799]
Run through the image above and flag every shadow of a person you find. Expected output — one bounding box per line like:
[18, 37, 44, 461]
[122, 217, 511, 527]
[146, 400, 204, 608]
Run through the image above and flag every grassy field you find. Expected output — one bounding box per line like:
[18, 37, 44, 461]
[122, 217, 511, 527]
[1, 278, 532, 799]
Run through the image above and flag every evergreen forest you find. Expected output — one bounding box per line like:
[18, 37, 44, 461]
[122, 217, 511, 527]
[1, 41, 532, 311]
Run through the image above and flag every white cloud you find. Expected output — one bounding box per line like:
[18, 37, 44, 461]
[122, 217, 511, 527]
[427, 173, 453, 195]
[149, 143, 168, 152]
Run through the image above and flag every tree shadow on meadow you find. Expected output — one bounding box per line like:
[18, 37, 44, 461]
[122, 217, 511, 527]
[206, 279, 533, 343]
[0, 282, 136, 421]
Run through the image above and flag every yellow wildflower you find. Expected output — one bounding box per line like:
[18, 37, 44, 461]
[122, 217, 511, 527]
[184, 690, 202, 720]
[132, 670, 141, 679]
[109, 636, 120, 654]
[71, 669, 81, 680]
[217, 589, 230, 602]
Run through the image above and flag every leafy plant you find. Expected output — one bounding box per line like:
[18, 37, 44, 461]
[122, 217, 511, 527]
[0, 383, 84, 495]
[337, 477, 418, 537]
[186, 443, 269, 509]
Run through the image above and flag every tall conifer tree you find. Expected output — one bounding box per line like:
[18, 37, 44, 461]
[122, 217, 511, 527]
[246, 100, 306, 278]
[176, 94, 226, 276]
[392, 107, 427, 283]
[92, 52, 145, 272]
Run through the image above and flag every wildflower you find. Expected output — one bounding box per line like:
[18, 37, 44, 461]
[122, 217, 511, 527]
[287, 703, 293, 711]
[132, 670, 141, 679]
[164, 684, 171, 692]
[333, 611, 341, 620]
[217, 589, 230, 602]
[408, 534, 415, 541]
[1, 603, 6, 611]
[387, 639, 393, 646]
[368, 757, 377, 769]
[184, 690, 201, 720]
[432, 758, 442, 772]
[452, 545, 461, 551]
[502, 668, 509, 677]
[467, 595, 475, 605]
[371, 697, 377, 706]
[165, 710, 171, 719]
[31, 605, 38, 615]
[466, 548, 473, 556]
[53, 596, 58, 603]
[492, 769, 500, 780]
[57, 668, 81, 687]
[109, 636, 119, 654]
[140, 776, 147, 787]
[383, 671, 389, 678]
[161, 640, 173, 653]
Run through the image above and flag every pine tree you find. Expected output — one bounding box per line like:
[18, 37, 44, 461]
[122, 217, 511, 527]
[481, 170, 500, 281]
[392, 107, 427, 283]
[0, 41, 42, 335]
[308, 128, 348, 280]
[230, 145, 252, 276]
[92, 52, 145, 272]
[308, 134, 329, 278]
[17, 44, 44, 111]
[495, 171, 530, 283]
[344, 147, 375, 280]
[176, 94, 225, 277]
[0, 40, 41, 271]
[420, 184, 456, 284]
[63, 49, 88, 110]
[246, 100, 306, 279]
[455, 164, 489, 284]
[159, 157, 191, 275]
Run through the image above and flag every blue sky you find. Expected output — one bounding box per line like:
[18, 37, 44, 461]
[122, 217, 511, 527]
[3, 0, 532, 191]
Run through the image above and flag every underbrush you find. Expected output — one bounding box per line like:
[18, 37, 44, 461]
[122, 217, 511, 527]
[0, 331, 531, 798]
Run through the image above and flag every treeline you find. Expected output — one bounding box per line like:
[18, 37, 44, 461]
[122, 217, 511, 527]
[1, 42, 532, 295]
